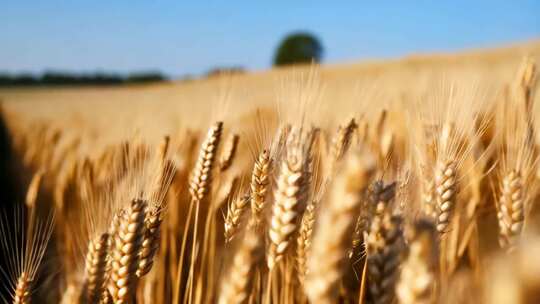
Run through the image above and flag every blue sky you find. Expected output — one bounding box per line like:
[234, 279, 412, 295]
[1, 1, 539, 77]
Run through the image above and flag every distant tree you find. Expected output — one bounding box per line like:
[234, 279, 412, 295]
[273, 32, 323, 66]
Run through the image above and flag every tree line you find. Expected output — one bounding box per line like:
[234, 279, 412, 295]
[1, 31, 324, 87]
[0, 71, 167, 87]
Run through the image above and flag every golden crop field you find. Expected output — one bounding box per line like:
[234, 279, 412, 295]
[0, 41, 539, 304]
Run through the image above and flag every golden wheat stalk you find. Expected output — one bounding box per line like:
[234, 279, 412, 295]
[304, 151, 375, 303]
[267, 145, 307, 270]
[189, 121, 224, 202]
[137, 205, 162, 277]
[108, 199, 147, 303]
[219, 133, 239, 172]
[250, 149, 272, 227]
[82, 233, 110, 304]
[224, 194, 250, 243]
[434, 159, 457, 233]
[175, 121, 224, 302]
[497, 170, 524, 250]
[494, 66, 538, 251]
[415, 81, 490, 235]
[295, 200, 316, 284]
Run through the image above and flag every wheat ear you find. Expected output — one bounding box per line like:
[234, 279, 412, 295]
[366, 212, 404, 304]
[175, 122, 223, 302]
[495, 73, 537, 251]
[304, 151, 375, 303]
[13, 272, 30, 304]
[397, 219, 438, 304]
[219, 133, 239, 172]
[370, 181, 397, 218]
[108, 199, 147, 303]
[296, 200, 316, 285]
[331, 118, 358, 161]
[137, 205, 162, 277]
[83, 233, 110, 304]
[267, 146, 307, 270]
[1, 200, 55, 304]
[348, 213, 367, 260]
[348, 180, 395, 262]
[497, 170, 525, 250]
[420, 166, 438, 219]
[250, 149, 271, 227]
[189, 121, 224, 202]
[218, 231, 263, 304]
[224, 194, 250, 243]
[434, 159, 457, 233]
[329, 118, 358, 173]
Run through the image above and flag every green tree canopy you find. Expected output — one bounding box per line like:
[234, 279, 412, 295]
[273, 32, 323, 66]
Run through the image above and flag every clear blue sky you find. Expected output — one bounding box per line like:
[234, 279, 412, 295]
[1, 1, 539, 77]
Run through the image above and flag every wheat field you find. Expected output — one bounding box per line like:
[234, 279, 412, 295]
[0, 41, 539, 303]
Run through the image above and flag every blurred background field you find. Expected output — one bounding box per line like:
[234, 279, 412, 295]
[2, 40, 539, 143]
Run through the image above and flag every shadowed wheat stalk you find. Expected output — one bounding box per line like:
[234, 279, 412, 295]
[366, 210, 404, 304]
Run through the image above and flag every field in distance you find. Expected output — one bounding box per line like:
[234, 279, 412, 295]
[1, 40, 539, 141]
